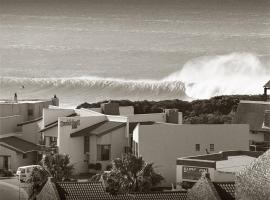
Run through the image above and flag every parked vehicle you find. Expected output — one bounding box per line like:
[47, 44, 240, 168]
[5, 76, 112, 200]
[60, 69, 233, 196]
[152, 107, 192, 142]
[16, 165, 42, 182]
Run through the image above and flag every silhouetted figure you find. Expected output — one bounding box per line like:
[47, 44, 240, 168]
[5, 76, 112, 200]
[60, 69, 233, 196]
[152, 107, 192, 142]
[14, 93, 18, 103]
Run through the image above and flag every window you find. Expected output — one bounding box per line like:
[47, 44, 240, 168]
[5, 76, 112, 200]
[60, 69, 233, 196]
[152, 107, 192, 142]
[195, 144, 200, 151]
[210, 144, 215, 151]
[84, 136, 89, 154]
[97, 145, 111, 161]
[49, 137, 57, 146]
[23, 154, 27, 159]
[28, 109, 33, 116]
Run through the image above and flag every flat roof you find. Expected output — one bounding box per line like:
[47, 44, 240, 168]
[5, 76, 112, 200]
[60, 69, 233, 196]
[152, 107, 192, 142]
[0, 99, 51, 104]
[216, 155, 256, 173]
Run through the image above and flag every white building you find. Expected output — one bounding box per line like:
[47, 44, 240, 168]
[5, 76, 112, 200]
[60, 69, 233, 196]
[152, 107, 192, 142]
[40, 102, 182, 174]
[176, 150, 262, 186]
[0, 96, 57, 171]
[133, 123, 249, 186]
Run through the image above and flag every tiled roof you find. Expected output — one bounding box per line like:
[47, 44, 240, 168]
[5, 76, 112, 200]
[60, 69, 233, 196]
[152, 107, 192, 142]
[55, 181, 188, 200]
[131, 191, 187, 200]
[0, 136, 40, 153]
[41, 181, 187, 200]
[232, 101, 270, 132]
[56, 182, 112, 200]
[213, 182, 235, 200]
[17, 117, 42, 126]
[70, 121, 126, 137]
[264, 80, 270, 88]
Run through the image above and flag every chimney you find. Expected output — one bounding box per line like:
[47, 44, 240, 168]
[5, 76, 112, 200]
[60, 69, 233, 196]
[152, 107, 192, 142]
[264, 110, 270, 128]
[51, 95, 59, 106]
[164, 109, 179, 124]
[101, 101, 120, 115]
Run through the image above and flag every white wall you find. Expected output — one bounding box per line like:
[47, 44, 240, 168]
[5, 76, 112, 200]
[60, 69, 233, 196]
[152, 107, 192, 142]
[119, 106, 134, 115]
[58, 115, 106, 174]
[127, 113, 166, 123]
[135, 123, 249, 186]
[43, 108, 74, 127]
[75, 108, 104, 117]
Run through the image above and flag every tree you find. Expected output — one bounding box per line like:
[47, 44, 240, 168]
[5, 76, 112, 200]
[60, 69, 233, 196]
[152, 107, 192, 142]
[92, 154, 164, 194]
[28, 153, 73, 199]
[27, 166, 50, 199]
[41, 153, 73, 182]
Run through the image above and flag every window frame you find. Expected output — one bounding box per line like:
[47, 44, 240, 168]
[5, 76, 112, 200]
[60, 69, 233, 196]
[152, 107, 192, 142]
[195, 144, 200, 151]
[97, 144, 111, 161]
[210, 144, 215, 151]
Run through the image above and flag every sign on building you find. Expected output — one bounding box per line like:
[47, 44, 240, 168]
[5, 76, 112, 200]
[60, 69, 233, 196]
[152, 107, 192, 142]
[182, 166, 208, 180]
[60, 119, 80, 129]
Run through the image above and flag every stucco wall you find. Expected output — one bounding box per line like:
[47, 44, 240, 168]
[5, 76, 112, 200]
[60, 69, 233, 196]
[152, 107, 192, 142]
[128, 113, 166, 123]
[135, 123, 249, 186]
[21, 122, 41, 144]
[0, 115, 23, 135]
[58, 115, 106, 174]
[43, 108, 74, 127]
[0, 145, 37, 172]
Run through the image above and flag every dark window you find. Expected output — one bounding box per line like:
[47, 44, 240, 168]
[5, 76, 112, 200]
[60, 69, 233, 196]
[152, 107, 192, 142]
[23, 154, 27, 159]
[195, 144, 200, 151]
[49, 137, 57, 146]
[28, 109, 33, 116]
[84, 136, 89, 154]
[210, 144, 215, 151]
[97, 145, 111, 161]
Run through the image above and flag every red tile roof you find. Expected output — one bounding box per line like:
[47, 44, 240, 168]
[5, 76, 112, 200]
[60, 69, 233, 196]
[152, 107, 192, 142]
[0, 136, 40, 154]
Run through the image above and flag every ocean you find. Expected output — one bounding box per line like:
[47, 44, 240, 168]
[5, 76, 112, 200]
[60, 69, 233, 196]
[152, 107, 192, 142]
[0, 0, 269, 107]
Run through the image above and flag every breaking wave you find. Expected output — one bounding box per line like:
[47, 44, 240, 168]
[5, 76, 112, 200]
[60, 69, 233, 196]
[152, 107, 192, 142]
[164, 52, 270, 99]
[1, 52, 269, 106]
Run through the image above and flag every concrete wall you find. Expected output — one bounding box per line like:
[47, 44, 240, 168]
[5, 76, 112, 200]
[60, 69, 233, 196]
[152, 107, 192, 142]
[0, 115, 23, 135]
[43, 108, 74, 127]
[134, 123, 249, 186]
[58, 115, 106, 174]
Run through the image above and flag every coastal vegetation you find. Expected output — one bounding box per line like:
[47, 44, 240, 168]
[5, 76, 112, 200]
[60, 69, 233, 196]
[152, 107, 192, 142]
[91, 154, 164, 194]
[77, 95, 265, 124]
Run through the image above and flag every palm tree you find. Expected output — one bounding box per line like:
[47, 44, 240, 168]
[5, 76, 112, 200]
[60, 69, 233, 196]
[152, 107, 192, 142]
[92, 154, 164, 194]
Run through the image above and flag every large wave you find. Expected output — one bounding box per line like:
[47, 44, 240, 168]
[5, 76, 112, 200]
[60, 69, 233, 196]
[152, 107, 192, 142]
[164, 52, 270, 99]
[0, 76, 187, 106]
[0, 52, 269, 106]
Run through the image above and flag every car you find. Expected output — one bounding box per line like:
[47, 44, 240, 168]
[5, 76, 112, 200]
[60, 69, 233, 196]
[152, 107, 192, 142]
[16, 165, 42, 182]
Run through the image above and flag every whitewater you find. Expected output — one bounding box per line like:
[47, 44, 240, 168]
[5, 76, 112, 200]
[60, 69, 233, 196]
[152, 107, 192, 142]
[1, 53, 269, 107]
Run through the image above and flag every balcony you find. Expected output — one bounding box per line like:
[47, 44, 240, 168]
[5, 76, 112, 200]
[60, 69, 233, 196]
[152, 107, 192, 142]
[249, 140, 270, 152]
